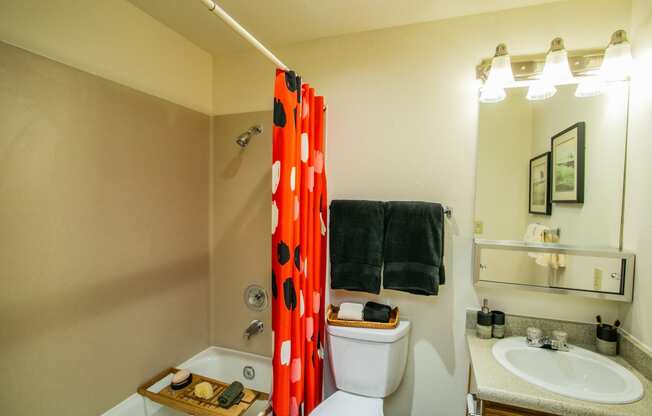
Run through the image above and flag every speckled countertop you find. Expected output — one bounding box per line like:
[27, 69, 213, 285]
[467, 332, 652, 416]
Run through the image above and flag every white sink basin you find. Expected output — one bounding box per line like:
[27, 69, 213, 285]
[492, 337, 643, 404]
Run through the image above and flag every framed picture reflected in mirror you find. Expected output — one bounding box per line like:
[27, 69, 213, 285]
[551, 122, 585, 203]
[529, 152, 551, 215]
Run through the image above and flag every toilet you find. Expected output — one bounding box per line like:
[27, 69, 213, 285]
[312, 320, 411, 416]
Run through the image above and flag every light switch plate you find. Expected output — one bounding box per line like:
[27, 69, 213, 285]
[593, 268, 603, 291]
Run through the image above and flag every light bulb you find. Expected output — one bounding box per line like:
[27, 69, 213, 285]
[485, 44, 515, 87]
[527, 81, 556, 101]
[479, 83, 506, 103]
[601, 30, 633, 81]
[478, 44, 513, 103]
[541, 38, 574, 85]
[575, 77, 605, 97]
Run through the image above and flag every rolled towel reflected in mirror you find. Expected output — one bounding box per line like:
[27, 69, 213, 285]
[337, 302, 364, 321]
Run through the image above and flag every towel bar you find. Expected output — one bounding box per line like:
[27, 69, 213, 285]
[443, 206, 452, 218]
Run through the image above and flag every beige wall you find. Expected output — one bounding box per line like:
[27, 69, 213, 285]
[0, 42, 210, 416]
[621, 0, 652, 348]
[210, 111, 273, 357]
[0, 0, 213, 114]
[210, 1, 631, 414]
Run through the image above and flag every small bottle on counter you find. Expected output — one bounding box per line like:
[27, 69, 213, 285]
[477, 299, 493, 339]
[492, 310, 505, 339]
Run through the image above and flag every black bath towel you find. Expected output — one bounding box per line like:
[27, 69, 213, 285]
[383, 201, 445, 296]
[329, 200, 384, 294]
[363, 301, 392, 323]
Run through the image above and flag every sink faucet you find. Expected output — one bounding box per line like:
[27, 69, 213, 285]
[525, 328, 569, 351]
[244, 320, 264, 340]
[526, 335, 569, 351]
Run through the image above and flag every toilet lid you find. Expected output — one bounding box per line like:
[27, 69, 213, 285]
[311, 391, 383, 416]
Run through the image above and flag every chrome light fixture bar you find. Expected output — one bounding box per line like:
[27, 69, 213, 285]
[476, 30, 633, 103]
[476, 47, 605, 85]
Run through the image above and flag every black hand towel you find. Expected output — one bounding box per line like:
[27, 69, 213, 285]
[329, 200, 384, 294]
[383, 201, 445, 296]
[363, 301, 392, 323]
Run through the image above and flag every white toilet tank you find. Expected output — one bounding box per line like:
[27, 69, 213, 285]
[327, 320, 410, 398]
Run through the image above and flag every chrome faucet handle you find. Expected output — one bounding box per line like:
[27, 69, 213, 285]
[550, 338, 569, 352]
[526, 335, 545, 348]
[526, 327, 544, 347]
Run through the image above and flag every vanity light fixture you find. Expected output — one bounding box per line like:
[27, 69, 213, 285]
[526, 80, 556, 101]
[476, 31, 631, 103]
[527, 38, 573, 101]
[486, 44, 515, 86]
[479, 83, 506, 103]
[575, 77, 605, 98]
[575, 30, 631, 97]
[600, 30, 633, 81]
[541, 38, 574, 84]
[479, 44, 515, 103]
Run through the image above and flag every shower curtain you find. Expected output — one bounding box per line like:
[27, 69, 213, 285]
[271, 69, 327, 416]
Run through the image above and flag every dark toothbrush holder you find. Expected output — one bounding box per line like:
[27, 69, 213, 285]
[596, 324, 618, 356]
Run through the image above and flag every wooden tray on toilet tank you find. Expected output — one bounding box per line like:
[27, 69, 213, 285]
[327, 305, 399, 329]
[137, 367, 269, 416]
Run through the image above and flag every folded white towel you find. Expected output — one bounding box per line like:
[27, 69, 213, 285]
[337, 302, 364, 321]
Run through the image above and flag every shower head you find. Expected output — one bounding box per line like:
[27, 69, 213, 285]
[235, 125, 263, 147]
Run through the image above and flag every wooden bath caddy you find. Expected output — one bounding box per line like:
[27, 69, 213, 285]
[327, 305, 399, 329]
[137, 367, 269, 416]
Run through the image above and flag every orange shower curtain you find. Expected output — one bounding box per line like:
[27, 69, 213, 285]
[271, 69, 327, 416]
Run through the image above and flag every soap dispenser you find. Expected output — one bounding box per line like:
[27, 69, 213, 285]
[477, 299, 493, 339]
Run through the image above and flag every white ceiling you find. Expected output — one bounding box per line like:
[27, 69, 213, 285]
[128, 0, 563, 56]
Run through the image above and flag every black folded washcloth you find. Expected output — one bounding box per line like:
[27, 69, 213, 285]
[383, 201, 445, 296]
[329, 200, 384, 294]
[363, 301, 392, 323]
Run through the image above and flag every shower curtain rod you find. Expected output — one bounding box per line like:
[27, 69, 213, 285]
[199, 0, 290, 71]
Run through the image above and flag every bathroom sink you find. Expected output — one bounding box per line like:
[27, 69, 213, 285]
[492, 337, 643, 404]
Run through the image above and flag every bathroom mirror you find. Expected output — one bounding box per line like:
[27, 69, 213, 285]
[473, 83, 634, 300]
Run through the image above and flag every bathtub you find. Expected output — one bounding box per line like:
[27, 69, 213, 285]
[103, 347, 271, 416]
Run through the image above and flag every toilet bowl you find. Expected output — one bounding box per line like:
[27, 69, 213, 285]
[311, 320, 411, 416]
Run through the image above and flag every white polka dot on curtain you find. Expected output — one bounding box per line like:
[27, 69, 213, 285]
[313, 292, 320, 314]
[280, 340, 291, 365]
[272, 160, 281, 194]
[302, 100, 309, 119]
[307, 166, 314, 192]
[290, 166, 296, 191]
[301, 133, 309, 162]
[272, 201, 279, 234]
[305, 317, 314, 341]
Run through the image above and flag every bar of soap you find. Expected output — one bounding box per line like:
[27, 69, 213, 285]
[194, 381, 213, 399]
[172, 370, 190, 384]
[170, 370, 192, 390]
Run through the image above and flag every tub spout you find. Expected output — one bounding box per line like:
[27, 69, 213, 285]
[244, 320, 264, 340]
